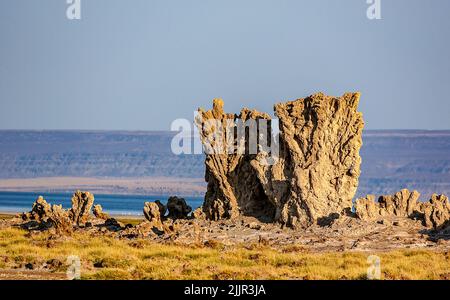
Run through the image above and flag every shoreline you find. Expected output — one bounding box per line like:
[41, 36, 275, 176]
[0, 176, 206, 197]
[0, 211, 144, 221]
[0, 189, 203, 220]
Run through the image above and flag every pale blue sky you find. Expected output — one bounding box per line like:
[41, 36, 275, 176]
[0, 0, 449, 130]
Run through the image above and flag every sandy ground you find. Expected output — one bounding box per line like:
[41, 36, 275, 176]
[0, 176, 206, 196]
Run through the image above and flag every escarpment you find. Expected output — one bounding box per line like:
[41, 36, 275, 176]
[196, 92, 364, 228]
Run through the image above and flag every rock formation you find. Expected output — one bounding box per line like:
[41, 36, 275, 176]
[68, 191, 94, 226]
[167, 196, 192, 219]
[22, 196, 72, 234]
[196, 92, 364, 227]
[125, 201, 175, 238]
[415, 194, 450, 229]
[354, 189, 420, 220]
[22, 191, 96, 234]
[92, 204, 109, 220]
[47, 205, 73, 235]
[143, 201, 163, 224]
[25, 196, 52, 221]
[355, 190, 450, 229]
[192, 207, 206, 220]
[155, 200, 167, 217]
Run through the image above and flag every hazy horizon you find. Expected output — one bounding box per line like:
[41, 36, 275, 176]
[1, 129, 450, 133]
[1, 0, 450, 131]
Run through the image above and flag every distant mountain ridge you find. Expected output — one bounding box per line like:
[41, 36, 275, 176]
[0, 130, 204, 178]
[0, 130, 449, 200]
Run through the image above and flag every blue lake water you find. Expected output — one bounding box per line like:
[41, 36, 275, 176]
[0, 191, 204, 216]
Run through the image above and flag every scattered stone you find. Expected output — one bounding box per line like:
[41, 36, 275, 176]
[46, 259, 63, 270]
[93, 260, 105, 268]
[120, 221, 163, 238]
[246, 222, 263, 230]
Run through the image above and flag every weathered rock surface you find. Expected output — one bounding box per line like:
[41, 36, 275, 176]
[355, 190, 450, 229]
[68, 191, 94, 226]
[196, 93, 364, 227]
[92, 204, 109, 220]
[143, 202, 163, 223]
[192, 207, 206, 220]
[26, 196, 52, 221]
[196, 98, 273, 222]
[415, 194, 450, 229]
[47, 205, 73, 235]
[167, 196, 192, 219]
[155, 200, 167, 217]
[22, 197, 72, 234]
[354, 189, 420, 220]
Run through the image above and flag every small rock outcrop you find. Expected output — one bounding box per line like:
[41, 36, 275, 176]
[355, 190, 450, 229]
[167, 196, 192, 219]
[22, 197, 72, 234]
[143, 202, 163, 224]
[122, 201, 170, 238]
[354, 189, 420, 220]
[47, 204, 73, 235]
[68, 191, 94, 226]
[92, 204, 109, 220]
[196, 93, 364, 228]
[25, 196, 52, 221]
[415, 194, 450, 229]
